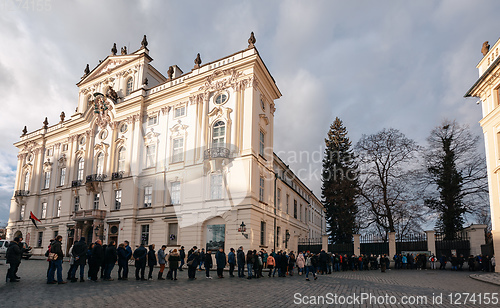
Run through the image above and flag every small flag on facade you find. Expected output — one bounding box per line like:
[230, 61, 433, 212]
[30, 211, 41, 229]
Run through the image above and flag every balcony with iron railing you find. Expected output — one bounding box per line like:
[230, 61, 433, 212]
[86, 174, 107, 183]
[71, 180, 83, 187]
[14, 190, 30, 197]
[72, 209, 107, 221]
[112, 172, 124, 180]
[204, 147, 230, 160]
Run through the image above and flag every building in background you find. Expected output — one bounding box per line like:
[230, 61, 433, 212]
[7, 34, 325, 254]
[465, 38, 500, 272]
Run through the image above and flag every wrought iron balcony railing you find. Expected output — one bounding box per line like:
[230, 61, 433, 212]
[14, 190, 30, 197]
[86, 174, 107, 183]
[204, 147, 230, 160]
[112, 172, 123, 180]
[71, 180, 83, 188]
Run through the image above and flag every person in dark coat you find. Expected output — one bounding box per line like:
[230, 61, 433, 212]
[123, 240, 132, 279]
[179, 246, 186, 271]
[71, 237, 87, 282]
[168, 249, 181, 280]
[228, 248, 236, 277]
[215, 247, 227, 278]
[246, 250, 254, 279]
[187, 247, 200, 280]
[133, 243, 148, 280]
[147, 244, 157, 280]
[89, 240, 103, 282]
[5, 237, 22, 282]
[319, 250, 328, 274]
[237, 246, 245, 278]
[100, 244, 107, 278]
[204, 250, 213, 279]
[103, 241, 117, 280]
[47, 235, 66, 284]
[117, 243, 128, 280]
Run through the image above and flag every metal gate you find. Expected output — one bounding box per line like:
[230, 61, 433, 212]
[360, 234, 389, 256]
[396, 233, 427, 254]
[435, 233, 470, 257]
[298, 238, 322, 254]
[328, 242, 354, 255]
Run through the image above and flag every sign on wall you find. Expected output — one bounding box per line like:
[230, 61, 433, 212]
[206, 224, 225, 252]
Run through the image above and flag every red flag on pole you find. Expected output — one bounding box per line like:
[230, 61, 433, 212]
[30, 211, 41, 229]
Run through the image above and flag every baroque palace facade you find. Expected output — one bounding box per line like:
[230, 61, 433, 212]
[7, 34, 325, 255]
[466, 38, 500, 272]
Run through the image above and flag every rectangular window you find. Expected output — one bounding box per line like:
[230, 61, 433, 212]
[210, 174, 223, 200]
[146, 145, 156, 168]
[286, 194, 289, 214]
[174, 106, 186, 118]
[74, 196, 80, 212]
[300, 204, 303, 221]
[260, 221, 266, 246]
[115, 190, 122, 210]
[62, 144, 68, 151]
[294, 199, 297, 219]
[141, 225, 150, 246]
[259, 131, 265, 156]
[172, 138, 184, 163]
[56, 200, 61, 217]
[44, 171, 51, 189]
[144, 186, 152, 207]
[46, 148, 53, 156]
[59, 168, 66, 186]
[171, 181, 180, 205]
[276, 227, 280, 248]
[147, 115, 158, 126]
[37, 232, 43, 247]
[53, 231, 58, 239]
[259, 177, 265, 202]
[41, 202, 47, 219]
[93, 193, 99, 210]
[20, 204, 25, 221]
[168, 223, 178, 245]
[277, 188, 281, 210]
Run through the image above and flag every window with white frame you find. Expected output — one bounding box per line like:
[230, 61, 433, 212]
[168, 223, 178, 245]
[59, 167, 66, 186]
[74, 196, 80, 212]
[19, 204, 25, 221]
[146, 145, 156, 168]
[260, 221, 266, 246]
[44, 171, 51, 189]
[174, 106, 186, 118]
[259, 177, 265, 202]
[171, 181, 180, 205]
[147, 115, 158, 126]
[277, 188, 281, 210]
[276, 226, 280, 248]
[93, 193, 99, 210]
[172, 137, 184, 163]
[210, 173, 223, 200]
[77, 158, 84, 181]
[141, 224, 149, 246]
[37, 232, 43, 247]
[286, 194, 289, 214]
[24, 172, 30, 191]
[62, 144, 68, 151]
[46, 148, 53, 156]
[259, 130, 265, 156]
[96, 153, 104, 174]
[212, 121, 225, 147]
[126, 77, 133, 96]
[56, 200, 61, 217]
[294, 199, 297, 219]
[144, 186, 152, 207]
[118, 147, 126, 172]
[41, 202, 47, 219]
[115, 190, 122, 210]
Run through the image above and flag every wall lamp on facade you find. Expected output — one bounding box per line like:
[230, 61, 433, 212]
[238, 221, 248, 239]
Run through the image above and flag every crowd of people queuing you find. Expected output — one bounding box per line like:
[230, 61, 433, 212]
[3, 235, 496, 284]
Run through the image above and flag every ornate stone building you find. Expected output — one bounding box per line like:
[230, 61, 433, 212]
[7, 34, 325, 254]
[465, 38, 500, 272]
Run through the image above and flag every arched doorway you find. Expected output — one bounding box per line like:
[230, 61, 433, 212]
[203, 216, 226, 253]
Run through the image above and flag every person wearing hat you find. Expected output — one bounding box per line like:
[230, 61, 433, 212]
[5, 237, 22, 282]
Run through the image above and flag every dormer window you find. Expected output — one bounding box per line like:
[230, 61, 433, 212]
[126, 77, 133, 96]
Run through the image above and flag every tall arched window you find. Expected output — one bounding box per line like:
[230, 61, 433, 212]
[212, 121, 225, 147]
[118, 147, 126, 172]
[23, 171, 30, 191]
[126, 77, 133, 96]
[96, 153, 104, 174]
[77, 158, 84, 181]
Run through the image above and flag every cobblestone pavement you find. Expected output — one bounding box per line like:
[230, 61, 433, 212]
[1, 260, 499, 307]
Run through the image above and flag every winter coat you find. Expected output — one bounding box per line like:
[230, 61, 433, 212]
[216, 251, 227, 269]
[187, 251, 200, 267]
[168, 252, 181, 270]
[117, 246, 129, 266]
[6, 241, 22, 264]
[205, 252, 213, 269]
[246, 252, 254, 264]
[72, 240, 87, 265]
[296, 254, 305, 268]
[125, 245, 132, 260]
[90, 243, 104, 265]
[228, 251, 236, 264]
[133, 246, 147, 266]
[237, 249, 245, 265]
[104, 244, 117, 264]
[148, 246, 157, 266]
[267, 255, 275, 267]
[158, 249, 167, 265]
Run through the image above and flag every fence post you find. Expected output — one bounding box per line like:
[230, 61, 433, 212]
[353, 234, 360, 256]
[464, 224, 487, 256]
[388, 232, 396, 258]
[322, 234, 328, 252]
[425, 230, 436, 256]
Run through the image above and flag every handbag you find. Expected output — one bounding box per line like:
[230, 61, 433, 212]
[48, 252, 58, 261]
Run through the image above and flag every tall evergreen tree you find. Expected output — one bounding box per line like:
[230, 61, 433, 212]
[321, 117, 360, 243]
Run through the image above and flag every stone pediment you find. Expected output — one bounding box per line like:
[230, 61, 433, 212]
[78, 54, 143, 86]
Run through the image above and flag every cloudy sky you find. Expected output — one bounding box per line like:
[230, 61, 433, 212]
[0, 0, 499, 226]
